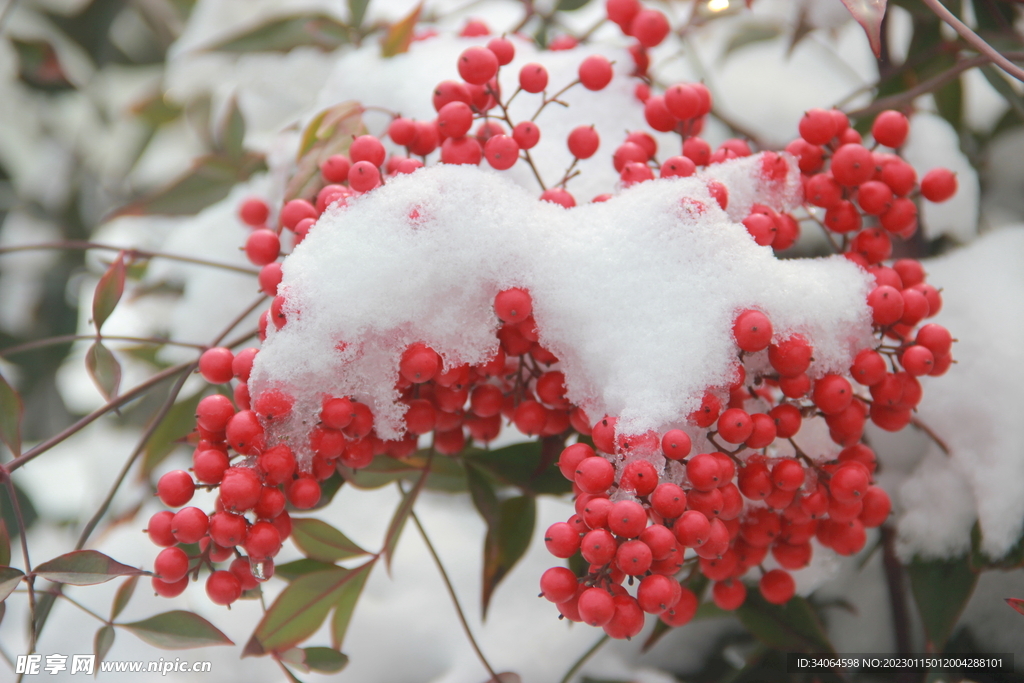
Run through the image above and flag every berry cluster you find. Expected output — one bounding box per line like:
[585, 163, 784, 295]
[151, 27, 956, 634]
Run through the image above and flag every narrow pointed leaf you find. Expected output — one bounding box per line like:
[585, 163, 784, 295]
[120, 610, 233, 649]
[142, 392, 204, 476]
[304, 647, 349, 673]
[466, 463, 499, 528]
[0, 482, 36, 537]
[724, 23, 781, 57]
[208, 15, 349, 53]
[85, 342, 122, 402]
[0, 566, 25, 602]
[839, 0, 887, 57]
[481, 495, 536, 619]
[220, 97, 246, 158]
[1006, 598, 1024, 616]
[92, 252, 125, 332]
[111, 152, 267, 217]
[348, 0, 370, 29]
[735, 592, 834, 652]
[274, 558, 338, 581]
[94, 625, 115, 667]
[251, 563, 372, 653]
[381, 3, 421, 57]
[111, 575, 139, 621]
[34, 550, 144, 586]
[287, 102, 364, 202]
[0, 372, 23, 457]
[290, 518, 368, 563]
[908, 555, 977, 651]
[0, 520, 10, 566]
[329, 561, 372, 649]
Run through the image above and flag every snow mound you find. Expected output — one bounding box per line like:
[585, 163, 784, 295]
[251, 159, 874, 449]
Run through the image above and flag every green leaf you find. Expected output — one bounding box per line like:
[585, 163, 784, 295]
[111, 152, 267, 217]
[556, 0, 591, 10]
[111, 575, 139, 621]
[908, 555, 978, 651]
[381, 3, 421, 57]
[34, 550, 144, 586]
[142, 392, 204, 476]
[348, 0, 370, 29]
[208, 15, 350, 53]
[290, 518, 368, 563]
[735, 592, 834, 653]
[330, 562, 372, 649]
[466, 463, 499, 528]
[724, 23, 781, 58]
[0, 566, 25, 602]
[304, 647, 349, 673]
[0, 520, 9, 566]
[220, 97, 246, 158]
[85, 342, 122, 402]
[249, 563, 373, 653]
[0, 482, 37, 537]
[120, 610, 234, 649]
[274, 559, 339, 581]
[92, 251, 126, 333]
[839, 0, 887, 57]
[482, 495, 536, 619]
[94, 625, 115, 667]
[0, 372, 23, 457]
[468, 441, 571, 495]
[287, 102, 365, 203]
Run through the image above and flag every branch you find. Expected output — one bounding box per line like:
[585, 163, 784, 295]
[1, 334, 206, 358]
[408, 503, 500, 681]
[0, 241, 259, 276]
[1, 472, 36, 655]
[559, 634, 609, 683]
[920, 0, 1024, 83]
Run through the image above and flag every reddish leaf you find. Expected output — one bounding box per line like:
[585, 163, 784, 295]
[0, 520, 9, 566]
[119, 610, 234, 649]
[85, 342, 122, 402]
[481, 495, 535, 620]
[92, 252, 126, 333]
[249, 563, 373, 653]
[1006, 598, 1024, 616]
[111, 575, 139, 621]
[839, 0, 887, 57]
[0, 372, 23, 457]
[290, 518, 368, 563]
[287, 102, 365, 203]
[94, 625, 115, 667]
[0, 566, 25, 602]
[34, 550, 144, 585]
[381, 3, 421, 58]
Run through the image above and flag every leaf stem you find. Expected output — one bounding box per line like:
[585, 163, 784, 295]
[408, 505, 500, 682]
[1, 472, 36, 656]
[0, 334, 207, 358]
[559, 634, 609, 683]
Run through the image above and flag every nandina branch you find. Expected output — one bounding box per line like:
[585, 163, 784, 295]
[486, 83, 548, 191]
[0, 334, 206, 358]
[408, 504, 500, 682]
[919, 0, 1024, 83]
[0, 241, 259, 276]
[559, 634, 609, 683]
[910, 417, 950, 455]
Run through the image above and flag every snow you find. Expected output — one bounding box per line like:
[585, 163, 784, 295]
[252, 160, 873, 445]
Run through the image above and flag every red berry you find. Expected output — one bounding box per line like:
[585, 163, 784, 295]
[400, 343, 440, 383]
[661, 587, 698, 627]
[512, 122, 540, 150]
[219, 467, 262, 511]
[674, 510, 711, 547]
[916, 323, 953, 356]
[206, 570, 241, 606]
[540, 566, 578, 603]
[643, 95, 675, 132]
[288, 478, 321, 509]
[389, 118, 417, 146]
[199, 347, 234, 384]
[579, 587, 616, 626]
[320, 154, 351, 183]
[771, 459, 805, 492]
[348, 160, 380, 192]
[171, 506, 209, 544]
[880, 198, 917, 233]
[713, 579, 747, 610]
[567, 126, 600, 160]
[607, 499, 648, 538]
[651, 482, 687, 519]
[544, 522, 581, 558]
[239, 197, 269, 227]
[718, 408, 753, 444]
[349, 135, 386, 168]
[733, 310, 773, 352]
[519, 63, 548, 93]
[760, 569, 795, 604]
[867, 285, 905, 326]
[155, 546, 189, 582]
[245, 521, 282, 561]
[579, 55, 613, 90]
[799, 109, 837, 145]
[768, 335, 812, 377]
[484, 135, 519, 170]
[157, 470, 195, 507]
[920, 168, 957, 202]
[580, 528, 617, 565]
[851, 348, 887, 386]
[804, 173, 842, 209]
[437, 101, 473, 139]
[872, 110, 909, 148]
[487, 37, 515, 65]
[152, 575, 188, 598]
[630, 9, 670, 47]
[812, 374, 854, 415]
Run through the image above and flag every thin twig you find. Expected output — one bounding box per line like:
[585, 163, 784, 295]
[910, 417, 950, 455]
[408, 503, 500, 682]
[486, 83, 547, 191]
[0, 241, 259, 275]
[846, 54, 994, 118]
[920, 0, 1024, 83]
[559, 634, 609, 683]
[0, 334, 206, 358]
